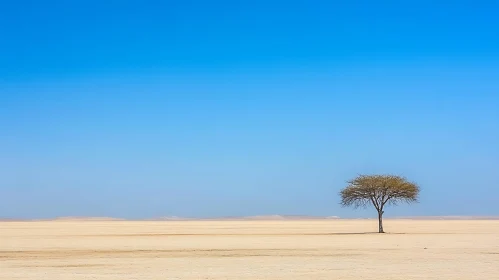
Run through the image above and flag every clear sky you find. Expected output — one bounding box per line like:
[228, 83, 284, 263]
[1, 1, 498, 219]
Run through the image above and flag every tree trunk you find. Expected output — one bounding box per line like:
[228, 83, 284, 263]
[378, 210, 384, 233]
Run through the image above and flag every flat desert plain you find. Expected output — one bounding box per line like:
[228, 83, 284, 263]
[1, 219, 498, 279]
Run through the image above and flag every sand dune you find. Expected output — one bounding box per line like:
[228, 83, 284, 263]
[6, 215, 499, 222]
[391, 215, 499, 220]
[50, 217, 126, 221]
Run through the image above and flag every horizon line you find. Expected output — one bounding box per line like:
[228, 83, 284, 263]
[2, 215, 499, 222]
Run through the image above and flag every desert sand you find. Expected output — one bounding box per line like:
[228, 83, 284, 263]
[1, 219, 498, 279]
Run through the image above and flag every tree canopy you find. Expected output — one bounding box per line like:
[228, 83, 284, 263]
[340, 174, 420, 233]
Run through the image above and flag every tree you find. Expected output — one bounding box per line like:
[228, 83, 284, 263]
[340, 174, 420, 233]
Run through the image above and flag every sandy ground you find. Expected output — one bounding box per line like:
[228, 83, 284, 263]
[1, 219, 498, 279]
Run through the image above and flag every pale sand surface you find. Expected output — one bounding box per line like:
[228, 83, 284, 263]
[1, 220, 498, 279]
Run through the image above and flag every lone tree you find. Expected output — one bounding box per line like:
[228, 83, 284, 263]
[340, 174, 420, 233]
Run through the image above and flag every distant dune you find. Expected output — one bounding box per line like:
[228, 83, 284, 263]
[236, 215, 341, 220]
[145, 216, 193, 221]
[390, 216, 499, 220]
[0, 218, 26, 222]
[146, 215, 341, 221]
[2, 215, 499, 222]
[50, 216, 126, 221]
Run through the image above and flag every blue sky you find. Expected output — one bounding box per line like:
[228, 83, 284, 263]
[1, 1, 498, 219]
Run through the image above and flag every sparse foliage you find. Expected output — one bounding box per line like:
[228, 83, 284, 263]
[340, 174, 420, 233]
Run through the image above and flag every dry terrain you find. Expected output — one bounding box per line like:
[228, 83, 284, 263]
[1, 219, 498, 279]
